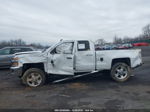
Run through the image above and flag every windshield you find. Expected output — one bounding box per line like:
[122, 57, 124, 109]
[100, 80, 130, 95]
[42, 42, 58, 53]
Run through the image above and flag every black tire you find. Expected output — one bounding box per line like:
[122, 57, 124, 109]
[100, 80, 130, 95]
[111, 62, 131, 82]
[21, 68, 46, 87]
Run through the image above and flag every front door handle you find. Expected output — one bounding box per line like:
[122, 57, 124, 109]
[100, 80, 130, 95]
[86, 54, 93, 56]
[66, 57, 72, 59]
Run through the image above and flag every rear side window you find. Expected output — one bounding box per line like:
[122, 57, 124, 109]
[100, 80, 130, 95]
[21, 48, 33, 52]
[77, 41, 90, 51]
[10, 48, 22, 54]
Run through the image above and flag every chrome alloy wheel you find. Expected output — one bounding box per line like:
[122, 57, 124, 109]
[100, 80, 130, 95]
[114, 65, 128, 80]
[26, 73, 42, 87]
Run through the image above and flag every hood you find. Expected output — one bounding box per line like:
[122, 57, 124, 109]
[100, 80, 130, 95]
[15, 50, 47, 64]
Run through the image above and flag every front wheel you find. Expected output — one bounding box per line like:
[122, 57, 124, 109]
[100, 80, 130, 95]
[111, 63, 131, 82]
[21, 68, 46, 87]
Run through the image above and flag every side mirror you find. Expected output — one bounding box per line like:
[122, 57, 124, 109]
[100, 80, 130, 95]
[50, 49, 56, 54]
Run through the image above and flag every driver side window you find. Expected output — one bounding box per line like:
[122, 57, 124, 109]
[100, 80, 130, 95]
[53, 42, 74, 54]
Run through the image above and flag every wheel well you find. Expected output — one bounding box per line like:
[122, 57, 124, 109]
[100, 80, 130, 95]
[22, 63, 45, 76]
[111, 58, 131, 67]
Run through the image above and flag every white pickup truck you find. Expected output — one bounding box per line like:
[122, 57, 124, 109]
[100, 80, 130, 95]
[11, 40, 142, 87]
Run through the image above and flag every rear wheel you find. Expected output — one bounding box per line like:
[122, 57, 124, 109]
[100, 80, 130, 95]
[111, 63, 131, 82]
[21, 68, 46, 87]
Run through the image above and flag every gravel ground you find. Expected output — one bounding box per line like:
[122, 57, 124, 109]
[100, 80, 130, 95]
[0, 46, 150, 112]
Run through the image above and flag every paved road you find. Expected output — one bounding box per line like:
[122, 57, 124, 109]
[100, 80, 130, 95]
[0, 47, 150, 111]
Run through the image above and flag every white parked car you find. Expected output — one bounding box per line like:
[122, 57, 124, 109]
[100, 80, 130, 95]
[11, 40, 143, 87]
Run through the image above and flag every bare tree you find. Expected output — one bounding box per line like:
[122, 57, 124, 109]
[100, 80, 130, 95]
[0, 39, 47, 49]
[113, 35, 123, 44]
[143, 24, 150, 39]
[9, 39, 26, 46]
[95, 39, 106, 45]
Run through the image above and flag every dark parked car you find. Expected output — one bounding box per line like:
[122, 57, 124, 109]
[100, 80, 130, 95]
[0, 47, 34, 68]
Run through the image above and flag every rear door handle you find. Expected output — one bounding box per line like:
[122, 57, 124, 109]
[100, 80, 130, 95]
[66, 57, 72, 59]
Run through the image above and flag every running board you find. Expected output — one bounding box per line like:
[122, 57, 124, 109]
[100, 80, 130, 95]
[52, 71, 98, 84]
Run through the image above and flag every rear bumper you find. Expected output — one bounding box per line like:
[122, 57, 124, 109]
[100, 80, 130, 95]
[11, 67, 23, 78]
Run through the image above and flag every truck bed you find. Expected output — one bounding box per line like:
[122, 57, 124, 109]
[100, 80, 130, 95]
[95, 49, 142, 70]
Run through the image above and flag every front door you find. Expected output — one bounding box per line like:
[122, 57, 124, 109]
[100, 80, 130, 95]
[48, 42, 74, 75]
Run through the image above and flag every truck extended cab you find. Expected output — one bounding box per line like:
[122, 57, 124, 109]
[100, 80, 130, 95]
[11, 40, 142, 87]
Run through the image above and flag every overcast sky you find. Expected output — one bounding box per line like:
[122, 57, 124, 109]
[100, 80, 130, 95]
[0, 0, 150, 44]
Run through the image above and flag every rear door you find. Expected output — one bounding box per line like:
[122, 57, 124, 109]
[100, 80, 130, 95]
[75, 40, 95, 72]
